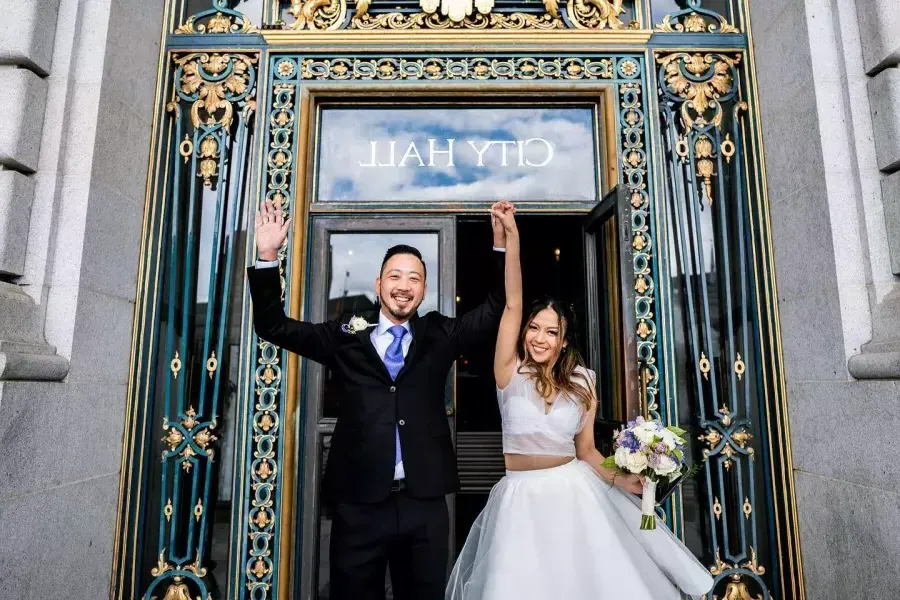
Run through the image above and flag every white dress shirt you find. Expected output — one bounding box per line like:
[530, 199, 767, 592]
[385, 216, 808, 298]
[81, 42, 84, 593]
[370, 312, 413, 480]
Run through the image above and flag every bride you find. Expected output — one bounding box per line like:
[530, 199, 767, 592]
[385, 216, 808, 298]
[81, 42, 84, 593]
[446, 202, 714, 600]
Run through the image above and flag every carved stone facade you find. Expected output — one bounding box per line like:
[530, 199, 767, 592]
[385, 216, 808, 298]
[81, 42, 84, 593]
[751, 0, 900, 597]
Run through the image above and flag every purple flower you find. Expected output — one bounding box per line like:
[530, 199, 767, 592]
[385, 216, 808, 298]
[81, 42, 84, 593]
[654, 442, 667, 453]
[618, 431, 640, 451]
[649, 453, 663, 469]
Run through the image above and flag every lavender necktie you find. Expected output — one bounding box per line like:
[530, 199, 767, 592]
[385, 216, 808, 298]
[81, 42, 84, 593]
[383, 325, 407, 473]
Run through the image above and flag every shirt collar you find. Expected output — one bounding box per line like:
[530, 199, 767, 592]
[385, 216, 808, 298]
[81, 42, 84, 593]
[375, 311, 411, 337]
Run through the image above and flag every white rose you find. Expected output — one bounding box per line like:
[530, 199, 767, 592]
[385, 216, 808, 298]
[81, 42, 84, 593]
[349, 316, 368, 332]
[623, 450, 649, 474]
[614, 447, 631, 470]
[660, 429, 678, 450]
[633, 427, 656, 444]
[653, 454, 679, 476]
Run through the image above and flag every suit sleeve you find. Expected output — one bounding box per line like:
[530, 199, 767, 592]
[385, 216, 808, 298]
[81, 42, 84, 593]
[247, 265, 338, 365]
[450, 250, 506, 355]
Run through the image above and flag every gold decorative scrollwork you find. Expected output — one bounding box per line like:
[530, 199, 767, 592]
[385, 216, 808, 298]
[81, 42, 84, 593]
[179, 136, 193, 163]
[288, 0, 345, 30]
[175, 53, 259, 130]
[567, 0, 629, 30]
[734, 352, 746, 380]
[351, 10, 563, 29]
[695, 134, 715, 205]
[718, 405, 732, 426]
[721, 133, 736, 163]
[302, 56, 616, 82]
[182, 406, 199, 430]
[197, 135, 219, 187]
[675, 135, 689, 161]
[175, 11, 256, 34]
[152, 550, 173, 577]
[698, 428, 722, 449]
[699, 351, 710, 380]
[656, 10, 738, 34]
[206, 351, 218, 379]
[281, 0, 642, 29]
[170, 351, 182, 379]
[657, 53, 740, 129]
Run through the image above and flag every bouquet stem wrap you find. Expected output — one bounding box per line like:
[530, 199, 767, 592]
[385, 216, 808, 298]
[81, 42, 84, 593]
[640, 479, 657, 530]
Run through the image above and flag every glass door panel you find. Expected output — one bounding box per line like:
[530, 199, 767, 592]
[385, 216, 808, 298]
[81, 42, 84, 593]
[583, 185, 639, 454]
[313, 103, 602, 204]
[300, 217, 456, 600]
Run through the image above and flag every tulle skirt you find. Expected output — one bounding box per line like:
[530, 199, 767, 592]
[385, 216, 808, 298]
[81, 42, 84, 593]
[446, 459, 714, 600]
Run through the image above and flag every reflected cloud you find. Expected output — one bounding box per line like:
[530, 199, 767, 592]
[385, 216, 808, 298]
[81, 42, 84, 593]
[316, 107, 599, 202]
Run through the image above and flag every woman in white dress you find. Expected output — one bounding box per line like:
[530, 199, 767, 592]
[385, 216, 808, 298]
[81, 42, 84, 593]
[446, 202, 714, 600]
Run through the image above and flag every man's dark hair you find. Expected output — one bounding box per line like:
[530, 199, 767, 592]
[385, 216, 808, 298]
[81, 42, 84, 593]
[380, 244, 426, 279]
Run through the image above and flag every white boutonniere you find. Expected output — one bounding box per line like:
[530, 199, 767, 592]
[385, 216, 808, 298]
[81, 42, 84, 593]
[341, 315, 371, 335]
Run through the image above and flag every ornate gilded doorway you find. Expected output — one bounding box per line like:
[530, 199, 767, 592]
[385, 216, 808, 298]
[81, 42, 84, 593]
[113, 1, 805, 600]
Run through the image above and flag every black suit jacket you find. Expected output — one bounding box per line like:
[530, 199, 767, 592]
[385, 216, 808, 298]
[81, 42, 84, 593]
[247, 252, 504, 504]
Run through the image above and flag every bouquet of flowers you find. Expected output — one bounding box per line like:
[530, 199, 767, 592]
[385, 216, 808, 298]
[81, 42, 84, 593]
[602, 416, 699, 530]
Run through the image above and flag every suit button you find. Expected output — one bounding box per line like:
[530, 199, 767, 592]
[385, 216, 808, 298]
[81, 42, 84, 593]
[389, 386, 396, 393]
[399, 420, 406, 426]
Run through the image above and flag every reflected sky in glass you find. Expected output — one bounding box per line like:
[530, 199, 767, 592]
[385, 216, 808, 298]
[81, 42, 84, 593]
[316, 106, 598, 202]
[328, 233, 439, 314]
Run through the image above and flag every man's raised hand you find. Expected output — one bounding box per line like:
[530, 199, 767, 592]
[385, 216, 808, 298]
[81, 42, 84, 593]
[255, 199, 291, 262]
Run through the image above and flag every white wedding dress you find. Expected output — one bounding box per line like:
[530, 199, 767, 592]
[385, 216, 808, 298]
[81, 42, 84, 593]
[446, 364, 714, 600]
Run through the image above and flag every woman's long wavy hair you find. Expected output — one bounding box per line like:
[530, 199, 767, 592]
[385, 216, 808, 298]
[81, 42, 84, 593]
[517, 297, 595, 412]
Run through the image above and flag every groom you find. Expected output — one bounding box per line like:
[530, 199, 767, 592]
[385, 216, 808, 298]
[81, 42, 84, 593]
[247, 200, 513, 600]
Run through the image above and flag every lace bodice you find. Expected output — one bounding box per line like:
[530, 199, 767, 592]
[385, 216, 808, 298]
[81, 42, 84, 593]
[498, 362, 595, 457]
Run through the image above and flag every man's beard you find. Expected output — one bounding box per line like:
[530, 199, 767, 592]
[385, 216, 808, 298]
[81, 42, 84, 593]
[380, 293, 419, 320]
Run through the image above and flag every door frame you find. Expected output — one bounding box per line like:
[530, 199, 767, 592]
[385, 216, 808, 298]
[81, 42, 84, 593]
[583, 185, 640, 422]
[299, 215, 457, 600]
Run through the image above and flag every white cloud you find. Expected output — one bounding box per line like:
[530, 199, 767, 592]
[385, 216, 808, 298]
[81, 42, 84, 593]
[316, 107, 600, 202]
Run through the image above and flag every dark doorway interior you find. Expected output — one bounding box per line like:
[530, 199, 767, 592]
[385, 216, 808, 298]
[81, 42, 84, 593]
[453, 215, 588, 556]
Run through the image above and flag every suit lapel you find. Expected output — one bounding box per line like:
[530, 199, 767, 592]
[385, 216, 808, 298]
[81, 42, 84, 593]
[395, 314, 425, 381]
[356, 328, 393, 382]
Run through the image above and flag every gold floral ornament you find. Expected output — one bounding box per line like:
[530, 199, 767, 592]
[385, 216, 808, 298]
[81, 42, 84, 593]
[173, 53, 257, 187]
[656, 10, 739, 34]
[694, 134, 715, 206]
[197, 135, 219, 187]
[567, 0, 629, 30]
[657, 53, 740, 129]
[710, 549, 766, 600]
[350, 7, 563, 29]
[288, 0, 345, 29]
[176, 53, 258, 130]
[175, 7, 256, 34]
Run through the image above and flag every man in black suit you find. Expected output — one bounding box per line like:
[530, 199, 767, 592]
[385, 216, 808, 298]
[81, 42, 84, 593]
[247, 199, 513, 600]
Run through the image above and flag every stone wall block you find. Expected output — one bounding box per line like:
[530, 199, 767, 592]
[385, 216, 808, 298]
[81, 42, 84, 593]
[0, 67, 48, 172]
[0, 0, 60, 75]
[869, 67, 900, 172]
[856, 0, 900, 74]
[0, 171, 35, 277]
[884, 171, 900, 274]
